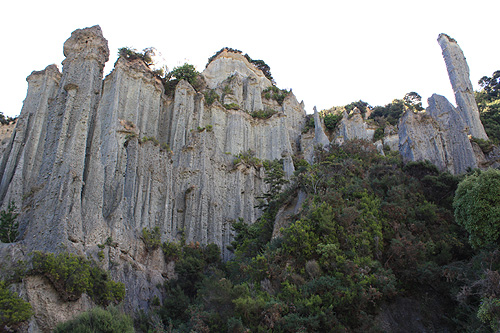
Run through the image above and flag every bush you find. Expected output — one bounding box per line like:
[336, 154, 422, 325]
[53, 306, 134, 333]
[0, 280, 33, 331]
[224, 103, 239, 110]
[204, 89, 220, 106]
[250, 109, 277, 119]
[0, 202, 18, 243]
[31, 252, 125, 306]
[323, 113, 342, 132]
[170, 63, 200, 87]
[141, 226, 161, 251]
[453, 168, 500, 249]
[262, 86, 290, 106]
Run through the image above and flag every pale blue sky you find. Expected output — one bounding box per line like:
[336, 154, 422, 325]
[1, 0, 499, 117]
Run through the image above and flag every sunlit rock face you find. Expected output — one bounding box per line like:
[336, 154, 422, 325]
[0, 26, 496, 330]
[0, 27, 308, 323]
[438, 33, 488, 140]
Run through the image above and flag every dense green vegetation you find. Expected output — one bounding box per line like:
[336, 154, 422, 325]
[31, 252, 125, 306]
[54, 306, 134, 333]
[0, 202, 18, 243]
[476, 70, 500, 143]
[454, 169, 500, 249]
[262, 86, 290, 106]
[0, 280, 33, 331]
[131, 139, 499, 331]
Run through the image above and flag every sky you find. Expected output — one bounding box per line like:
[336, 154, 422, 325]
[1, 0, 499, 117]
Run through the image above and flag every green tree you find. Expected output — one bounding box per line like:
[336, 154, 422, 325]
[170, 63, 200, 87]
[453, 168, 500, 249]
[0, 202, 19, 243]
[0, 280, 33, 331]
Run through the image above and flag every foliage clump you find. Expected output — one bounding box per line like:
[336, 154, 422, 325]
[204, 89, 220, 106]
[31, 251, 125, 306]
[169, 63, 200, 87]
[250, 109, 277, 119]
[453, 168, 500, 249]
[233, 150, 262, 168]
[0, 280, 33, 331]
[53, 306, 134, 333]
[262, 86, 290, 106]
[142, 226, 161, 252]
[476, 70, 500, 143]
[0, 202, 18, 243]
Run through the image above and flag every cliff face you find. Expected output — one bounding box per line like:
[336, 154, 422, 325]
[0, 26, 308, 323]
[0, 26, 495, 330]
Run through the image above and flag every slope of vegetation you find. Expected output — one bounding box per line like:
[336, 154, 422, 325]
[134, 138, 500, 332]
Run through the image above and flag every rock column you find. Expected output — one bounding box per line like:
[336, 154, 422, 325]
[24, 26, 109, 250]
[438, 33, 488, 140]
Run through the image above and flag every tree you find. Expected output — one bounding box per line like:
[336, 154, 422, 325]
[170, 63, 200, 87]
[0, 202, 19, 243]
[479, 70, 500, 98]
[0, 280, 33, 331]
[403, 92, 424, 111]
[453, 168, 500, 249]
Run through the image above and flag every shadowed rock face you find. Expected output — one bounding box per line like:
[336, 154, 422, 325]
[399, 94, 477, 174]
[438, 33, 488, 140]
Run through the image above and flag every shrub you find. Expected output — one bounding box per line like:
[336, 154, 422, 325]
[53, 306, 134, 333]
[323, 113, 342, 132]
[142, 226, 161, 251]
[233, 150, 262, 168]
[31, 251, 125, 305]
[250, 109, 277, 119]
[0, 280, 33, 331]
[224, 103, 240, 110]
[373, 127, 385, 142]
[170, 63, 200, 87]
[471, 137, 495, 154]
[453, 168, 500, 249]
[204, 89, 220, 106]
[262, 86, 290, 106]
[0, 202, 18, 243]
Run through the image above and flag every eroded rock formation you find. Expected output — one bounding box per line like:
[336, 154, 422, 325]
[438, 33, 488, 140]
[0, 27, 495, 330]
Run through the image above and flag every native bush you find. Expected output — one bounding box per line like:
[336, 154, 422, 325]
[31, 251, 125, 305]
[454, 168, 500, 249]
[53, 306, 134, 333]
[0, 202, 18, 243]
[141, 226, 161, 251]
[0, 280, 33, 331]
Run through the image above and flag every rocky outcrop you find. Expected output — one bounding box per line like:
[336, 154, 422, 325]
[399, 94, 477, 174]
[438, 33, 488, 140]
[335, 107, 375, 143]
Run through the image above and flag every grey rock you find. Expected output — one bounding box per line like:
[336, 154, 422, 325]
[438, 34, 488, 140]
[399, 94, 477, 174]
[335, 107, 375, 143]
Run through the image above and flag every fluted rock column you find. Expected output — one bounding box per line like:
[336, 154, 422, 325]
[438, 33, 488, 140]
[0, 65, 61, 208]
[24, 26, 109, 250]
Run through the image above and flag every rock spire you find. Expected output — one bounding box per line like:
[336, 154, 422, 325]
[438, 33, 488, 140]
